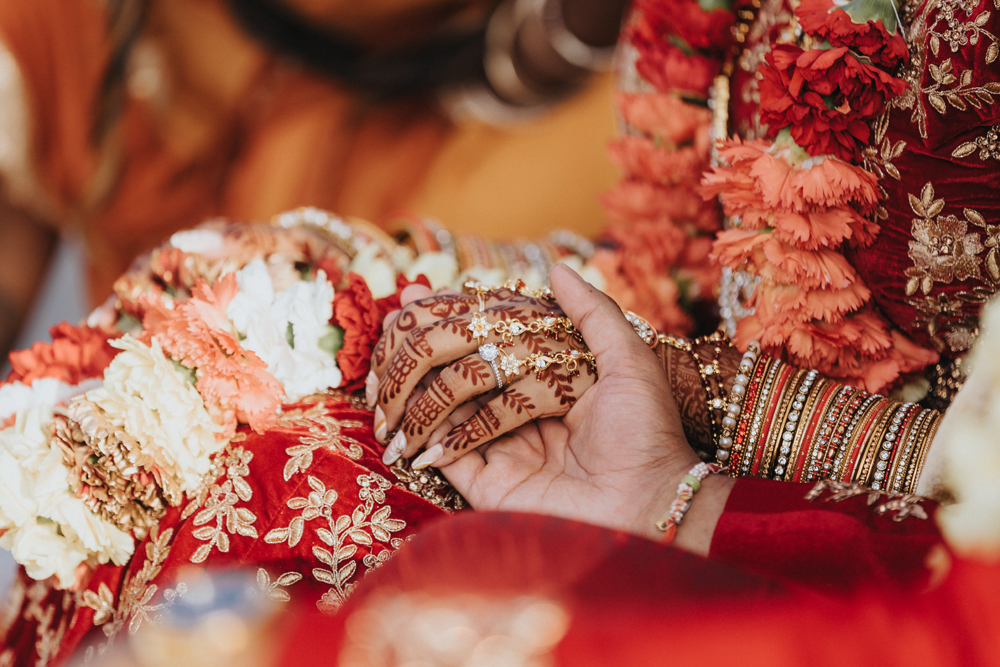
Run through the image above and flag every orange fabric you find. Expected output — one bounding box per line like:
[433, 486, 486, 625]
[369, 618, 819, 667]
[0, 0, 618, 307]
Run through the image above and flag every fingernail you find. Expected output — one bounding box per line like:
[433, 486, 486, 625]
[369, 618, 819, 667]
[365, 371, 378, 408]
[373, 406, 387, 442]
[383, 431, 406, 466]
[412, 444, 443, 470]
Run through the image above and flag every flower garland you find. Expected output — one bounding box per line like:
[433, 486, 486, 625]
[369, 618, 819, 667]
[0, 216, 420, 587]
[592, 0, 734, 334]
[704, 0, 940, 391]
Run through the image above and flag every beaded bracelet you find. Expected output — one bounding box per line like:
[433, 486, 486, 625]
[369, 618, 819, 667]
[714, 340, 762, 466]
[655, 462, 724, 544]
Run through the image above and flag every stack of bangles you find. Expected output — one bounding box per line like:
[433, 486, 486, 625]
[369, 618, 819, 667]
[693, 335, 942, 493]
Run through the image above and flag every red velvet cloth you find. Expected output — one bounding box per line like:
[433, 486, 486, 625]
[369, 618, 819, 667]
[710, 477, 943, 592]
[0, 393, 449, 666]
[274, 505, 993, 667]
[848, 0, 1000, 354]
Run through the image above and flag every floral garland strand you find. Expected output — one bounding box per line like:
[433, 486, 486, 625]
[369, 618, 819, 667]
[705, 0, 939, 391]
[593, 0, 735, 334]
[0, 218, 418, 589]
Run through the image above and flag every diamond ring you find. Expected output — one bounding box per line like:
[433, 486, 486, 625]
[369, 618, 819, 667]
[478, 343, 504, 390]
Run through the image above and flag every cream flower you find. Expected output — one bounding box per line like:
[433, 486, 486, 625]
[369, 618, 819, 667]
[170, 228, 226, 255]
[4, 520, 88, 588]
[349, 244, 397, 298]
[933, 295, 1000, 558]
[226, 259, 343, 402]
[0, 404, 133, 587]
[406, 251, 459, 290]
[0, 376, 102, 423]
[84, 335, 226, 493]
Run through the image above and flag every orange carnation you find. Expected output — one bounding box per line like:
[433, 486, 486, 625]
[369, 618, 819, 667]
[6, 323, 122, 385]
[141, 273, 285, 436]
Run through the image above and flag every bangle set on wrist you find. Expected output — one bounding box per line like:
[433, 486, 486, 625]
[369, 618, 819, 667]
[647, 325, 942, 502]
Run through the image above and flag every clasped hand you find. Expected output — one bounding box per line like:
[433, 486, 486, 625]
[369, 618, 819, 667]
[368, 265, 731, 547]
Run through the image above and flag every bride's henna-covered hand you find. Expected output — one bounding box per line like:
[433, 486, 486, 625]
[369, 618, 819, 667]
[369, 283, 597, 469]
[440, 265, 734, 554]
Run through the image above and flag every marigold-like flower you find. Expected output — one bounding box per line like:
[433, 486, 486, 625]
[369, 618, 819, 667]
[333, 273, 382, 392]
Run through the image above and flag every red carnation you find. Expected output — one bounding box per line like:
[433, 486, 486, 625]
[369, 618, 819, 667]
[332, 273, 433, 392]
[626, 0, 733, 96]
[332, 273, 382, 392]
[6, 323, 122, 385]
[797, 0, 909, 68]
[759, 44, 907, 160]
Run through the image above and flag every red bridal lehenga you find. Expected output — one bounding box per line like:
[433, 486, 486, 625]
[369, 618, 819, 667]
[3, 0, 1000, 663]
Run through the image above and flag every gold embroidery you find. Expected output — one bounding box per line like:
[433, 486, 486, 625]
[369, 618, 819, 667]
[805, 479, 930, 521]
[952, 124, 1000, 159]
[255, 568, 302, 603]
[34, 596, 69, 667]
[389, 460, 467, 512]
[863, 111, 906, 184]
[184, 447, 258, 563]
[83, 525, 185, 656]
[264, 473, 405, 613]
[277, 395, 366, 480]
[908, 290, 988, 351]
[897, 0, 1000, 138]
[905, 182, 985, 295]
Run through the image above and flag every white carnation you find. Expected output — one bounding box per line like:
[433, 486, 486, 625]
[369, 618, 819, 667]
[349, 244, 397, 298]
[170, 228, 225, 255]
[227, 259, 342, 402]
[4, 520, 88, 589]
[85, 335, 226, 493]
[406, 251, 459, 290]
[0, 404, 133, 587]
[0, 376, 102, 424]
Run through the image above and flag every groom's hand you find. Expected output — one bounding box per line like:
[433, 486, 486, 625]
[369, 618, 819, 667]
[440, 264, 734, 553]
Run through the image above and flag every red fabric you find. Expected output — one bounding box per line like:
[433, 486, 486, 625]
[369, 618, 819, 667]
[274, 511, 996, 667]
[710, 477, 943, 592]
[1, 393, 449, 666]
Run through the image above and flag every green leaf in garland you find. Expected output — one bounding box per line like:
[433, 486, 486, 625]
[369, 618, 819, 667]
[318, 325, 345, 359]
[697, 0, 732, 12]
[841, 0, 899, 34]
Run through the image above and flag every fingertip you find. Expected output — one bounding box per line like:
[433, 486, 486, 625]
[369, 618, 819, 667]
[400, 283, 435, 305]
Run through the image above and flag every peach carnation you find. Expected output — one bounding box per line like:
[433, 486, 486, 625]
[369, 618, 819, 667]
[141, 273, 285, 436]
[707, 136, 937, 391]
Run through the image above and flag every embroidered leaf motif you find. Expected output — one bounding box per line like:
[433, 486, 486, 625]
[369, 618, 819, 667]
[953, 141, 978, 158]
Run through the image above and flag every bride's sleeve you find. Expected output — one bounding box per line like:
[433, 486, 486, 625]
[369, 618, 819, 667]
[709, 477, 945, 591]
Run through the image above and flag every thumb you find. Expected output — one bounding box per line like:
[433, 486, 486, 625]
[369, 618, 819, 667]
[549, 264, 655, 374]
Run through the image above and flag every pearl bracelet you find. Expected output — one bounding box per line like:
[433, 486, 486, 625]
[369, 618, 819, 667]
[655, 462, 724, 544]
[715, 340, 762, 465]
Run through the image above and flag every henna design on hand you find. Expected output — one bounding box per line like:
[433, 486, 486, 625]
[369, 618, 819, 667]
[426, 294, 474, 318]
[442, 404, 502, 450]
[451, 356, 493, 387]
[500, 390, 536, 415]
[543, 369, 578, 409]
[402, 381, 455, 437]
[380, 345, 420, 404]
